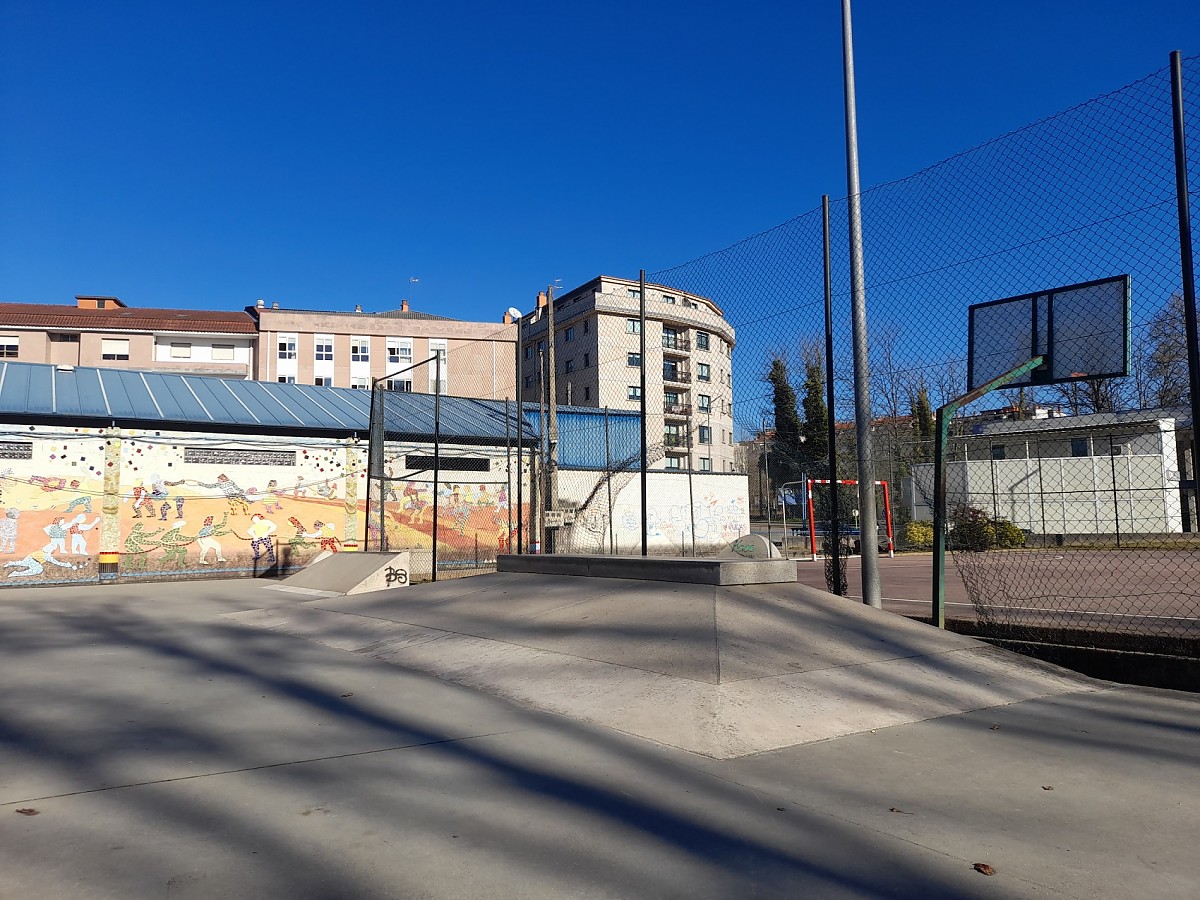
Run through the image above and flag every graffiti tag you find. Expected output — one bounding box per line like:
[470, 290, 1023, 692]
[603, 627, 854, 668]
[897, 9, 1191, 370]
[385, 565, 408, 586]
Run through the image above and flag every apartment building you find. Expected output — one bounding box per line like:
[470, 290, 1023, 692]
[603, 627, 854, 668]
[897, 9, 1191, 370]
[248, 299, 516, 397]
[517, 275, 738, 472]
[0, 295, 257, 377]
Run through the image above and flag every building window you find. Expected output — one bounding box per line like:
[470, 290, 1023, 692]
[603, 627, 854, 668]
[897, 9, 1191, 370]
[50, 333, 79, 343]
[627, 386, 642, 400]
[564, 359, 574, 374]
[212, 344, 235, 361]
[583, 320, 590, 334]
[536, 340, 545, 354]
[169, 342, 192, 359]
[351, 337, 370, 363]
[349, 377, 369, 390]
[0, 335, 17, 358]
[101, 338, 129, 361]
[991, 445, 1006, 460]
[696, 331, 710, 350]
[277, 376, 296, 384]
[584, 386, 591, 402]
[626, 287, 640, 298]
[1071, 438, 1089, 457]
[700, 458, 712, 471]
[665, 457, 681, 470]
[664, 390, 680, 408]
[564, 326, 575, 342]
[698, 394, 712, 412]
[627, 352, 641, 367]
[662, 294, 676, 304]
[698, 363, 711, 382]
[583, 353, 590, 367]
[524, 375, 533, 388]
[386, 379, 413, 392]
[388, 338, 413, 365]
[626, 318, 641, 334]
[663, 360, 680, 381]
[662, 328, 680, 350]
[315, 376, 333, 387]
[315, 335, 334, 362]
[523, 345, 533, 360]
[278, 335, 297, 360]
[699, 425, 712, 444]
[429, 339, 448, 394]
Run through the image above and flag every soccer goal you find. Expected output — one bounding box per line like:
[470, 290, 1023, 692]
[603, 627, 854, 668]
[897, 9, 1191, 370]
[805, 479, 894, 561]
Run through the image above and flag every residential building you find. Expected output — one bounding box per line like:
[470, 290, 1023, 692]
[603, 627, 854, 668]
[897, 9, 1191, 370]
[248, 299, 516, 397]
[0, 295, 257, 377]
[516, 275, 738, 473]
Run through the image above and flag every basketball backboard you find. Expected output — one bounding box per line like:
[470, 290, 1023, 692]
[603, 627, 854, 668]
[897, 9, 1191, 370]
[967, 274, 1131, 391]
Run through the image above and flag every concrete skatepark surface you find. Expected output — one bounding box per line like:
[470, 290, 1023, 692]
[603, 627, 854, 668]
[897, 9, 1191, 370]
[1, 575, 1198, 898]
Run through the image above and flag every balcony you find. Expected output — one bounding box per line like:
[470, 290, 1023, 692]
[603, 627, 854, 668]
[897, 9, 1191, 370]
[662, 366, 692, 384]
[663, 402, 692, 417]
[662, 335, 691, 353]
[663, 433, 690, 450]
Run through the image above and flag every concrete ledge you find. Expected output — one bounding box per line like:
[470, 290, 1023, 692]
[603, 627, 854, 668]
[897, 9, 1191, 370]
[496, 553, 797, 585]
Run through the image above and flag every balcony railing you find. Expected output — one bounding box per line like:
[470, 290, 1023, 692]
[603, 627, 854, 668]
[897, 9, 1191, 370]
[663, 433, 691, 449]
[662, 368, 692, 384]
[662, 335, 692, 353]
[663, 402, 692, 416]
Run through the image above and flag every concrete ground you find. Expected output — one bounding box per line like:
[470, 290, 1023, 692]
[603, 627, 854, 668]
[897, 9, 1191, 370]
[1, 576, 1198, 898]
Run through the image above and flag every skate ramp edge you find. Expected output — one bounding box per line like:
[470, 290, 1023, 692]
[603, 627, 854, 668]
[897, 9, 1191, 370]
[263, 550, 411, 597]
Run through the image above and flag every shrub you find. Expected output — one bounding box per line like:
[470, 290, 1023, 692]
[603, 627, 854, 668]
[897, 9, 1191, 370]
[950, 505, 993, 551]
[901, 520, 934, 551]
[992, 518, 1026, 549]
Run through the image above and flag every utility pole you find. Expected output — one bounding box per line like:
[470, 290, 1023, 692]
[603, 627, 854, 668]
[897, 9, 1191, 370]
[841, 0, 881, 607]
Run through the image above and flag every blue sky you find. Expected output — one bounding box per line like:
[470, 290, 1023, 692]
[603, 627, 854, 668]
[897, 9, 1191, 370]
[1, 0, 1195, 321]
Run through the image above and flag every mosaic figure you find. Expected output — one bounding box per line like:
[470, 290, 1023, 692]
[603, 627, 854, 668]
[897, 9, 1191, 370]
[123, 523, 163, 571]
[196, 514, 230, 564]
[0, 508, 18, 553]
[193, 474, 251, 516]
[68, 514, 101, 555]
[247, 514, 277, 564]
[5, 552, 44, 578]
[158, 520, 196, 567]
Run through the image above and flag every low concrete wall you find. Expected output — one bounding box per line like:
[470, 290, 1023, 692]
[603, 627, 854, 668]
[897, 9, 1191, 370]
[496, 553, 796, 585]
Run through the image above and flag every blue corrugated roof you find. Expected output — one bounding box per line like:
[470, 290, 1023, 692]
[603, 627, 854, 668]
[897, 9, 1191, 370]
[0, 362, 641, 462]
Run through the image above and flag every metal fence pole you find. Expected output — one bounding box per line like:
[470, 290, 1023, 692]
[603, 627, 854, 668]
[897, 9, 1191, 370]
[604, 406, 615, 554]
[640, 268, 649, 556]
[1170, 50, 1200, 531]
[823, 194, 842, 594]
[515, 315, 524, 554]
[431, 352, 442, 581]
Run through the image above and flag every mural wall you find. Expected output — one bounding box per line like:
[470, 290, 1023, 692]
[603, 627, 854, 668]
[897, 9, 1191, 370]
[0, 424, 751, 587]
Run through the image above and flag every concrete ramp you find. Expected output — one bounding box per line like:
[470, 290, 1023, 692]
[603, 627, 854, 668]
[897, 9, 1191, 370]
[261, 550, 411, 598]
[229, 572, 1100, 758]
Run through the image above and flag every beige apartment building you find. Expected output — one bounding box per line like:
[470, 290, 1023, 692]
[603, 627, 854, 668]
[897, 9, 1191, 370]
[0, 295, 257, 377]
[248, 299, 517, 397]
[517, 275, 738, 473]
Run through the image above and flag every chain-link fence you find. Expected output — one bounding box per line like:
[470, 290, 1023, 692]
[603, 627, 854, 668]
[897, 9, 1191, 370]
[644, 55, 1200, 652]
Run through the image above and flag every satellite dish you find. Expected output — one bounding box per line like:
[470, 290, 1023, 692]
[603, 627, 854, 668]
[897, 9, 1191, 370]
[507, 307, 521, 319]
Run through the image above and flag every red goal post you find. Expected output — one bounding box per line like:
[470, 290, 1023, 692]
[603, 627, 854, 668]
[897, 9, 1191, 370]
[806, 479, 894, 560]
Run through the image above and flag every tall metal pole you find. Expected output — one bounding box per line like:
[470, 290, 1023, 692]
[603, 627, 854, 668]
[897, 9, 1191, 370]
[686, 410, 697, 556]
[515, 315, 524, 554]
[505, 397, 513, 548]
[431, 351, 442, 582]
[604, 406, 615, 554]
[1170, 50, 1200, 530]
[762, 417, 773, 547]
[639, 269, 649, 556]
[546, 285, 559, 552]
[538, 348, 547, 553]
[823, 195, 842, 595]
[841, 0, 881, 607]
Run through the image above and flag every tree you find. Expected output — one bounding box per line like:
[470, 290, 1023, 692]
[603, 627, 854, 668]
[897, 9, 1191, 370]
[766, 357, 805, 487]
[799, 349, 828, 474]
[1147, 291, 1189, 407]
[911, 382, 935, 463]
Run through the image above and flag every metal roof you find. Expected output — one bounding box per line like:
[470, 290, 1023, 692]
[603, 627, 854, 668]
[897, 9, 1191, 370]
[0, 362, 641, 457]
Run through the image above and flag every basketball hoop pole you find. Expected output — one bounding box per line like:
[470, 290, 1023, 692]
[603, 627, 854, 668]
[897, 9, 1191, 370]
[932, 356, 1044, 628]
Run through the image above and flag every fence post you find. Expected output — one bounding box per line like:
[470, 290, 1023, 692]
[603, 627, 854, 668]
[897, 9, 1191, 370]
[1170, 51, 1200, 533]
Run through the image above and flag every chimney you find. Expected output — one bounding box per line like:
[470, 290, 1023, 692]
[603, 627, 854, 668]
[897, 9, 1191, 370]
[256, 298, 265, 309]
[401, 299, 410, 313]
[271, 302, 280, 309]
[354, 304, 362, 313]
[537, 291, 547, 308]
[502, 310, 513, 324]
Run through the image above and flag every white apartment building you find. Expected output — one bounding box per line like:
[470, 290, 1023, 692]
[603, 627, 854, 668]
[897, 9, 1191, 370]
[517, 275, 738, 472]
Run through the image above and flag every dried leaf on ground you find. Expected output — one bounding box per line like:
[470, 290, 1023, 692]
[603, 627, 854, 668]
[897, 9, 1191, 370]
[973, 863, 996, 876]
[15, 808, 39, 816]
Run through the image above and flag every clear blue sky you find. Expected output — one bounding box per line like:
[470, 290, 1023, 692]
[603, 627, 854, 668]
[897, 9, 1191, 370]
[1, 0, 1195, 321]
